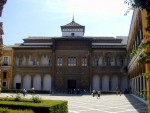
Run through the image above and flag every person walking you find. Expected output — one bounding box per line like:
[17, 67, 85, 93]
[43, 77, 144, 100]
[92, 90, 95, 97]
[119, 89, 122, 96]
[23, 88, 27, 96]
[97, 90, 101, 99]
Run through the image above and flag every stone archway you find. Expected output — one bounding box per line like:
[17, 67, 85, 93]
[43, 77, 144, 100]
[121, 76, 128, 90]
[43, 74, 52, 91]
[111, 75, 118, 91]
[92, 75, 100, 90]
[102, 75, 109, 91]
[23, 75, 31, 90]
[13, 74, 21, 89]
[33, 74, 41, 90]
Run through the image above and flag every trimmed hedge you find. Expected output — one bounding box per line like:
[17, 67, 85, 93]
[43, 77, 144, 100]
[0, 107, 34, 113]
[0, 98, 68, 113]
[1, 89, 50, 94]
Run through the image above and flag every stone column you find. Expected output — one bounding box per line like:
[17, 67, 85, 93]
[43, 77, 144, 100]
[118, 76, 121, 89]
[132, 78, 134, 93]
[7, 71, 10, 89]
[109, 76, 111, 91]
[38, 56, 42, 66]
[89, 53, 92, 92]
[100, 76, 102, 90]
[114, 58, 117, 66]
[25, 55, 29, 66]
[143, 74, 146, 90]
[52, 52, 56, 93]
[140, 75, 142, 93]
[135, 77, 137, 94]
[133, 78, 135, 94]
[41, 75, 43, 90]
[31, 75, 33, 88]
[21, 75, 24, 89]
[137, 76, 139, 95]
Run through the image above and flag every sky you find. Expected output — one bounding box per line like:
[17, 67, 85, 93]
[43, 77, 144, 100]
[2, 0, 133, 45]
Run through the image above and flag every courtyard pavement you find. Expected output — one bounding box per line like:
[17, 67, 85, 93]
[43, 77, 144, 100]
[0, 93, 147, 113]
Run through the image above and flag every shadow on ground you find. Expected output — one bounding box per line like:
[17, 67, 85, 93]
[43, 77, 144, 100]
[125, 94, 147, 113]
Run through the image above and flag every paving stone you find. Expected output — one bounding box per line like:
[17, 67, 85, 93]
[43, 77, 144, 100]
[0, 93, 147, 113]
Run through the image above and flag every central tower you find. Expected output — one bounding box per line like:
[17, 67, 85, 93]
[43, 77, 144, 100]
[61, 17, 85, 37]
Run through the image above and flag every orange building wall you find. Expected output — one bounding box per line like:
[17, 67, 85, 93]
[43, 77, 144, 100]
[1, 47, 13, 89]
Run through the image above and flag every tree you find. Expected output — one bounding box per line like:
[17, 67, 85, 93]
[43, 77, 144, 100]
[125, 0, 150, 32]
[125, 0, 150, 65]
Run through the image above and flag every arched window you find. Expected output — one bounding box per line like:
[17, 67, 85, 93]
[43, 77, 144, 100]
[105, 57, 111, 66]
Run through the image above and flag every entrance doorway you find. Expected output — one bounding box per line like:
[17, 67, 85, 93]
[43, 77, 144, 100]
[16, 83, 21, 89]
[68, 80, 76, 94]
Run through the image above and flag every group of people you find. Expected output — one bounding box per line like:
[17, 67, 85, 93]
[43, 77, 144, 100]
[68, 88, 88, 94]
[68, 89, 80, 94]
[22, 87, 35, 96]
[92, 90, 101, 99]
[92, 87, 122, 99]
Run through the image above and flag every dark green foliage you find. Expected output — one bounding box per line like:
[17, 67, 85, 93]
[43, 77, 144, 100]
[1, 89, 50, 94]
[14, 93, 22, 101]
[125, 1, 150, 112]
[32, 95, 42, 103]
[139, 90, 147, 100]
[49, 102, 68, 113]
[0, 107, 34, 113]
[125, 0, 150, 32]
[130, 37, 150, 64]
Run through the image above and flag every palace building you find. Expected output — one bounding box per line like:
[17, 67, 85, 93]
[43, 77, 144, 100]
[9, 19, 128, 93]
[1, 46, 13, 89]
[0, 0, 7, 91]
[127, 8, 150, 100]
[127, 8, 146, 96]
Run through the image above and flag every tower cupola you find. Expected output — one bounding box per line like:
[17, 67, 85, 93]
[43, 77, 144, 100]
[61, 17, 85, 37]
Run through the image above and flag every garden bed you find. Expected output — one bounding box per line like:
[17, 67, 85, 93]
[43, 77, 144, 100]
[0, 96, 68, 113]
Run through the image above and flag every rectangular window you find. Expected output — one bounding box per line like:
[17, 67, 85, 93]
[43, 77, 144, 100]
[68, 57, 76, 66]
[2, 81, 7, 87]
[68, 58, 71, 66]
[93, 58, 98, 66]
[82, 57, 87, 66]
[119, 59, 124, 66]
[33, 59, 37, 65]
[48, 59, 51, 66]
[57, 57, 63, 66]
[106, 57, 111, 66]
[3, 57, 8, 66]
[19, 59, 22, 65]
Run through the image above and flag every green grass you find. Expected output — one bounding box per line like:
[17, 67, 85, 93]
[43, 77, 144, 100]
[0, 98, 65, 107]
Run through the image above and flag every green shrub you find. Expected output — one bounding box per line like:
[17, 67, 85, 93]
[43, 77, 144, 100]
[50, 102, 68, 113]
[0, 98, 68, 113]
[32, 95, 42, 103]
[15, 93, 22, 101]
[1, 89, 50, 94]
[0, 107, 34, 113]
[3, 97, 9, 101]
